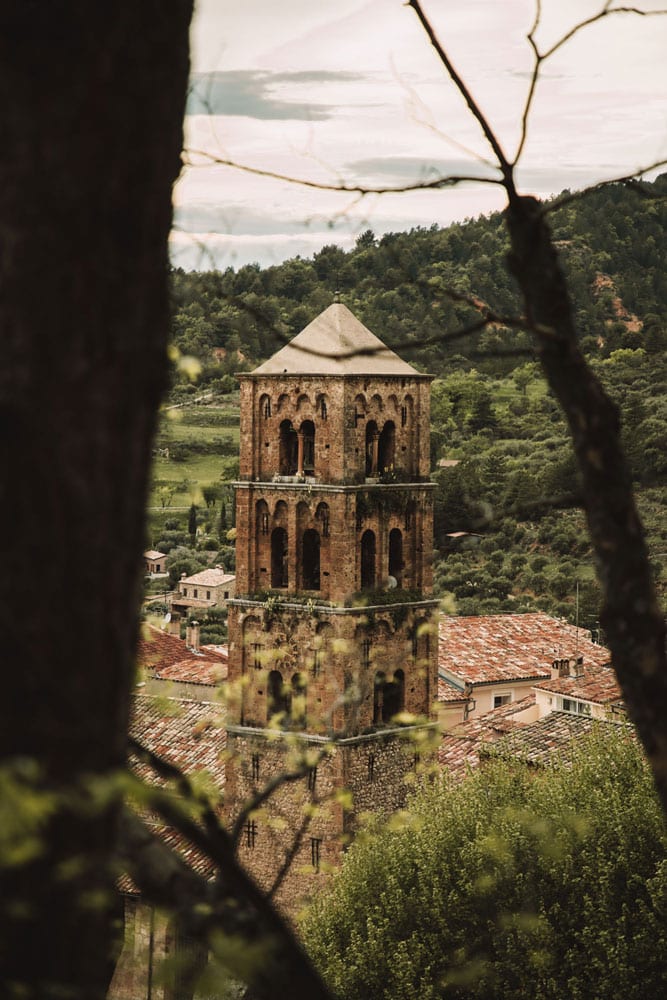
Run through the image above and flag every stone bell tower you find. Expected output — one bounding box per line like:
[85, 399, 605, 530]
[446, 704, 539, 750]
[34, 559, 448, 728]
[225, 303, 438, 909]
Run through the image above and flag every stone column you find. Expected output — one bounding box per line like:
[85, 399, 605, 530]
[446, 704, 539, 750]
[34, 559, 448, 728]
[296, 430, 305, 476]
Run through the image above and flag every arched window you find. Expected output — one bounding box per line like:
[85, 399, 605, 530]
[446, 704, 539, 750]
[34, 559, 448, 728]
[373, 671, 385, 724]
[388, 528, 403, 586]
[301, 419, 315, 475]
[378, 420, 395, 473]
[259, 394, 271, 418]
[383, 669, 404, 721]
[365, 420, 379, 477]
[374, 669, 405, 723]
[302, 529, 320, 590]
[315, 502, 330, 538]
[291, 672, 307, 728]
[271, 527, 288, 587]
[279, 420, 298, 475]
[312, 622, 332, 677]
[256, 499, 269, 535]
[267, 670, 290, 722]
[361, 530, 376, 590]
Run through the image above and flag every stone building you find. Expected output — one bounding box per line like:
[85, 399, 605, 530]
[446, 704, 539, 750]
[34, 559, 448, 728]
[225, 302, 440, 909]
[144, 549, 167, 575]
[437, 612, 611, 726]
[169, 566, 236, 619]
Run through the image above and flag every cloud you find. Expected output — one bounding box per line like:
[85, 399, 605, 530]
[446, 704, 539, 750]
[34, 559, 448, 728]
[187, 70, 366, 120]
[344, 155, 619, 195]
[173, 202, 310, 236]
[344, 156, 500, 185]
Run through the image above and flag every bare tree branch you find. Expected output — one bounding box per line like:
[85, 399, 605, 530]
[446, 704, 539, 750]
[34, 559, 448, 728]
[543, 160, 667, 214]
[406, 0, 516, 193]
[541, 4, 666, 62]
[514, 2, 667, 164]
[231, 745, 330, 849]
[515, 0, 545, 165]
[183, 148, 504, 195]
[267, 809, 316, 902]
[118, 808, 334, 1000]
[505, 193, 667, 812]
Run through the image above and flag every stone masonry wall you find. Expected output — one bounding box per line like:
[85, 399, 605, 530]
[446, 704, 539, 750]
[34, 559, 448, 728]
[238, 373, 431, 486]
[226, 601, 438, 734]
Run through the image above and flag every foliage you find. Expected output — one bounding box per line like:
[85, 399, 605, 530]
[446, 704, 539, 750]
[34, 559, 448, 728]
[303, 729, 667, 1000]
[165, 546, 208, 587]
[185, 607, 228, 644]
[429, 345, 665, 625]
[169, 177, 667, 376]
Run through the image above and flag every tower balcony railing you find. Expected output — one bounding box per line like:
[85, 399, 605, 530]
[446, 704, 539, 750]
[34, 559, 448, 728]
[271, 473, 318, 484]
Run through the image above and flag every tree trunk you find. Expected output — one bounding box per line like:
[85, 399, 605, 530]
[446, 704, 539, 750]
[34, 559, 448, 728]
[506, 195, 667, 812]
[0, 4, 193, 996]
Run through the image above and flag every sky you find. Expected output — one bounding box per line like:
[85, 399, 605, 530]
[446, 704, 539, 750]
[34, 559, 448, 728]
[170, 0, 667, 271]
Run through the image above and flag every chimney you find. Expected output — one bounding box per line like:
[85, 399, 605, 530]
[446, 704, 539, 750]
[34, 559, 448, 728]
[187, 620, 201, 652]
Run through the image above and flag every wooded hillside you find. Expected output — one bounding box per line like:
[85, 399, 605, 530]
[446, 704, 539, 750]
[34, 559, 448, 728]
[157, 177, 666, 634]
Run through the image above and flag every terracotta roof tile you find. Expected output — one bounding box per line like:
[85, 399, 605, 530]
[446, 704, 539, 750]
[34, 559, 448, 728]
[438, 613, 610, 686]
[118, 823, 218, 896]
[534, 663, 620, 704]
[438, 678, 468, 702]
[138, 625, 227, 686]
[481, 711, 630, 766]
[129, 694, 227, 788]
[438, 695, 535, 777]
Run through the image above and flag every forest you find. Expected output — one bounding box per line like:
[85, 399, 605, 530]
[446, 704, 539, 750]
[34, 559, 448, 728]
[151, 176, 666, 638]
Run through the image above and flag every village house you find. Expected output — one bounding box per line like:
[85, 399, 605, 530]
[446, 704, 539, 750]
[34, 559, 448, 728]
[143, 549, 167, 575]
[168, 566, 236, 624]
[437, 612, 611, 727]
[532, 657, 623, 720]
[137, 623, 228, 701]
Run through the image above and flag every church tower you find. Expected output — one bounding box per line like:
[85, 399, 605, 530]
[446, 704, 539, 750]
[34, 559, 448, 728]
[225, 303, 438, 909]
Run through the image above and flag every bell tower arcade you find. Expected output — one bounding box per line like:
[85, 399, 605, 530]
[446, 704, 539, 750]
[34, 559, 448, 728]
[225, 303, 438, 908]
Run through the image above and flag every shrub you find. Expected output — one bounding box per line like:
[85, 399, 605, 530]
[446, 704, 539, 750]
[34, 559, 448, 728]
[304, 731, 666, 1000]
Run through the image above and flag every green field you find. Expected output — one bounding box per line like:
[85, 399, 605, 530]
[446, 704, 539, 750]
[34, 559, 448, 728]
[149, 398, 240, 509]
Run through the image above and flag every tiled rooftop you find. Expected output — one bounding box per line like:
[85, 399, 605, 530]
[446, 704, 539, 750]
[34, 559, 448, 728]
[534, 663, 620, 705]
[118, 822, 218, 896]
[480, 711, 624, 766]
[438, 613, 610, 686]
[129, 694, 227, 788]
[180, 568, 236, 587]
[438, 695, 535, 777]
[144, 549, 166, 560]
[250, 302, 420, 377]
[437, 678, 468, 702]
[138, 625, 227, 686]
[123, 696, 226, 896]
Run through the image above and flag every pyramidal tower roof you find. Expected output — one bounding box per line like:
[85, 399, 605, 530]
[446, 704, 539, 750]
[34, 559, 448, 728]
[250, 303, 420, 377]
